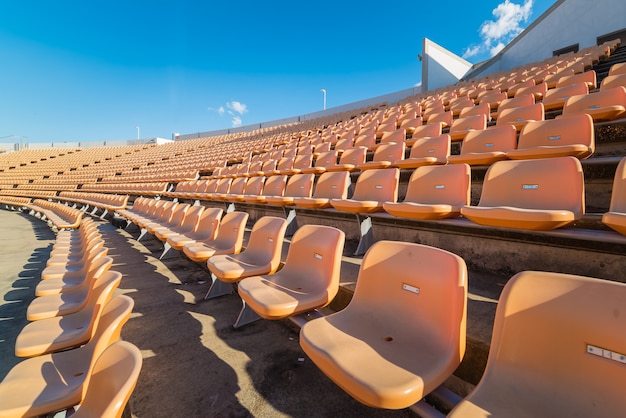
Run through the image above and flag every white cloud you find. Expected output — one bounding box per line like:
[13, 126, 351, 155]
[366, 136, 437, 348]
[463, 0, 534, 59]
[480, 0, 533, 44]
[209, 100, 248, 127]
[227, 100, 247, 115]
[231, 116, 242, 128]
[462, 45, 482, 59]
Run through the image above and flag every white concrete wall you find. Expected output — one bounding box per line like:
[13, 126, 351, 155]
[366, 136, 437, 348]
[422, 38, 473, 91]
[467, 0, 626, 79]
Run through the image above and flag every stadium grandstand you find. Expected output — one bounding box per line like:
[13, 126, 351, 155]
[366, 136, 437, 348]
[2, 0, 626, 416]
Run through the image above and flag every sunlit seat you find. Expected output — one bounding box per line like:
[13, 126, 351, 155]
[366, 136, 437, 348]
[447, 125, 516, 166]
[448, 270, 626, 418]
[182, 211, 249, 263]
[383, 164, 470, 220]
[602, 156, 626, 236]
[235, 225, 345, 327]
[300, 241, 467, 410]
[461, 156, 585, 230]
[292, 171, 351, 209]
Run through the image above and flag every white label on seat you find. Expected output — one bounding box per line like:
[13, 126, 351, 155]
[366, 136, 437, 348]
[402, 283, 420, 294]
[522, 184, 539, 190]
[587, 344, 626, 364]
[331, 185, 337, 189]
[590, 105, 600, 109]
[299, 186, 304, 189]
[485, 143, 494, 147]
[428, 149, 435, 153]
[314, 253, 323, 260]
[375, 185, 383, 189]
[268, 238, 273, 243]
[234, 228, 238, 232]
[516, 117, 525, 121]
[435, 185, 445, 189]
[549, 135, 561, 141]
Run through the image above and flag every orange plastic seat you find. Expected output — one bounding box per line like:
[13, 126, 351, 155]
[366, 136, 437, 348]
[394, 134, 450, 169]
[0, 295, 133, 418]
[300, 241, 467, 410]
[236, 225, 345, 327]
[448, 271, 626, 418]
[287, 153, 314, 175]
[600, 72, 626, 91]
[325, 147, 367, 172]
[292, 171, 351, 209]
[426, 110, 453, 128]
[149, 203, 190, 239]
[70, 341, 142, 418]
[383, 164, 470, 220]
[405, 122, 443, 147]
[370, 129, 406, 151]
[165, 207, 223, 252]
[514, 81, 547, 100]
[496, 102, 544, 131]
[399, 117, 424, 134]
[243, 175, 286, 204]
[491, 94, 535, 120]
[182, 211, 249, 263]
[508, 113, 594, 160]
[461, 156, 585, 230]
[448, 125, 516, 166]
[265, 173, 314, 206]
[609, 62, 626, 76]
[36, 254, 113, 296]
[562, 86, 626, 121]
[556, 69, 596, 89]
[542, 82, 589, 111]
[448, 114, 488, 141]
[154, 204, 203, 242]
[602, 156, 626, 236]
[27, 269, 120, 321]
[15, 270, 122, 358]
[357, 142, 405, 171]
[205, 216, 288, 299]
[301, 150, 338, 175]
[330, 168, 399, 214]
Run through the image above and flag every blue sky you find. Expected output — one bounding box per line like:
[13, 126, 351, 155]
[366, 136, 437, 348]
[0, 0, 555, 143]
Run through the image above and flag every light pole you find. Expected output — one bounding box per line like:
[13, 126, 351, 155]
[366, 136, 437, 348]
[320, 89, 326, 110]
[135, 126, 140, 140]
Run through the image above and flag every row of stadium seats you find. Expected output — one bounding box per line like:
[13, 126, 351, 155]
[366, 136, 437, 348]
[0, 217, 142, 417]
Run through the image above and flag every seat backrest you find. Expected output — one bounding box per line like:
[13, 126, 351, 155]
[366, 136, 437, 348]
[72, 341, 143, 418]
[478, 157, 585, 215]
[79, 295, 135, 398]
[609, 62, 626, 76]
[311, 171, 351, 199]
[166, 203, 189, 227]
[408, 134, 450, 160]
[351, 168, 399, 202]
[409, 122, 442, 141]
[556, 69, 596, 89]
[243, 176, 265, 196]
[283, 173, 314, 198]
[542, 82, 589, 110]
[600, 72, 626, 91]
[458, 125, 517, 155]
[192, 207, 223, 240]
[449, 114, 487, 136]
[354, 133, 376, 149]
[371, 142, 405, 163]
[347, 240, 467, 365]
[292, 154, 313, 171]
[334, 137, 354, 152]
[403, 164, 470, 207]
[279, 225, 345, 295]
[228, 177, 247, 194]
[261, 175, 287, 197]
[238, 217, 288, 271]
[609, 156, 626, 213]
[379, 128, 406, 146]
[313, 151, 338, 169]
[496, 103, 544, 128]
[517, 113, 594, 154]
[178, 205, 204, 233]
[455, 271, 626, 416]
[214, 177, 232, 194]
[211, 211, 249, 252]
[337, 147, 367, 166]
[562, 86, 626, 118]
[495, 93, 535, 115]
